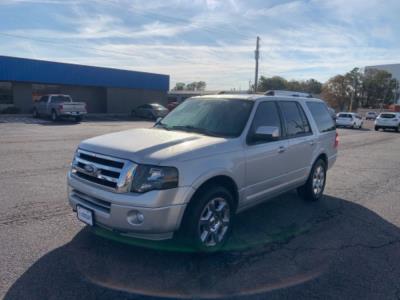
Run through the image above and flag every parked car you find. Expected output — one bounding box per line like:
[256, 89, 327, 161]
[365, 111, 378, 120]
[33, 94, 87, 122]
[375, 112, 400, 132]
[335, 112, 363, 129]
[68, 94, 338, 251]
[132, 103, 169, 120]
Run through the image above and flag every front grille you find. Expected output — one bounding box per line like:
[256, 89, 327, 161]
[71, 149, 136, 193]
[72, 189, 111, 213]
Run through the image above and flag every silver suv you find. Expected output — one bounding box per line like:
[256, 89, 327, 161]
[68, 94, 338, 251]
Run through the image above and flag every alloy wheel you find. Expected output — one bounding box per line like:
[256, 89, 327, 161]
[312, 165, 325, 196]
[198, 197, 230, 247]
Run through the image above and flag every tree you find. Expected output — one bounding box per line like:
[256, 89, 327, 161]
[361, 69, 398, 108]
[173, 82, 186, 91]
[303, 79, 323, 94]
[257, 76, 287, 92]
[344, 68, 363, 110]
[321, 75, 350, 111]
[257, 76, 322, 95]
[175, 81, 207, 91]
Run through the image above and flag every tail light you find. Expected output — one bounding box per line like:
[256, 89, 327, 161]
[334, 132, 339, 148]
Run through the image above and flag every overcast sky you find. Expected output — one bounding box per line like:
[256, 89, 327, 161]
[0, 0, 399, 90]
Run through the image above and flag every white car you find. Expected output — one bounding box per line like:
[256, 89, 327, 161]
[375, 112, 400, 132]
[336, 112, 363, 129]
[365, 111, 378, 120]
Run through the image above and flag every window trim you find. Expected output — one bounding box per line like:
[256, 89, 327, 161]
[246, 100, 284, 146]
[277, 101, 313, 140]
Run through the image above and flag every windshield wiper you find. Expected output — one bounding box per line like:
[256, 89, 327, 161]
[169, 125, 224, 137]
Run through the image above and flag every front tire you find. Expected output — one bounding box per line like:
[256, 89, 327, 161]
[181, 185, 234, 252]
[298, 159, 327, 202]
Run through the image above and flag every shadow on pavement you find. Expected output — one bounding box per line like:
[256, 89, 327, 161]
[5, 192, 400, 299]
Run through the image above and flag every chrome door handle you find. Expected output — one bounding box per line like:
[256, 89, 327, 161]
[278, 146, 286, 153]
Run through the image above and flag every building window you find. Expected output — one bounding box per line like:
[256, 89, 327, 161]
[32, 84, 61, 102]
[0, 82, 13, 104]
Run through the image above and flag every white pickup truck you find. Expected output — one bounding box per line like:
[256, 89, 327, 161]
[33, 94, 87, 122]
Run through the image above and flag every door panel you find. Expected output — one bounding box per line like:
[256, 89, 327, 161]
[284, 136, 315, 182]
[244, 139, 290, 204]
[243, 101, 292, 205]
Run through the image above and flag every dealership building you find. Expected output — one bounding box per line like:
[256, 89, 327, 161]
[0, 56, 169, 114]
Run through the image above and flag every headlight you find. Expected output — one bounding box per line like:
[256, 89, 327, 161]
[131, 165, 179, 193]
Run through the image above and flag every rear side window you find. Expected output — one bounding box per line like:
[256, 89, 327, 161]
[51, 96, 71, 103]
[40, 96, 49, 103]
[338, 113, 352, 118]
[278, 101, 311, 137]
[248, 101, 281, 144]
[380, 113, 396, 119]
[306, 102, 336, 133]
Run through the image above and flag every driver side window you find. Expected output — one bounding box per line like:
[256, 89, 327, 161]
[247, 101, 282, 145]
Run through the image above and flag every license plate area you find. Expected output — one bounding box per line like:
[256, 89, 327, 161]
[77, 205, 94, 226]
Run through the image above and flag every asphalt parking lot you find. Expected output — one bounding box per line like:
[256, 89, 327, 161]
[1, 117, 400, 299]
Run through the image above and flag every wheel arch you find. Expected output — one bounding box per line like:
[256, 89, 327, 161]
[189, 175, 239, 213]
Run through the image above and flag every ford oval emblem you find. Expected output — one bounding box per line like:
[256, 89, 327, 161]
[84, 164, 97, 175]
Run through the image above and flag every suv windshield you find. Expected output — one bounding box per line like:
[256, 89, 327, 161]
[157, 98, 254, 137]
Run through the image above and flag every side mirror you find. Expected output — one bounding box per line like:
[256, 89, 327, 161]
[253, 126, 280, 142]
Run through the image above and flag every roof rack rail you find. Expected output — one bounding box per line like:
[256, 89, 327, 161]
[265, 90, 313, 98]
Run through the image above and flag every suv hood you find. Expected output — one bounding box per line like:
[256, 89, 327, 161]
[79, 128, 239, 165]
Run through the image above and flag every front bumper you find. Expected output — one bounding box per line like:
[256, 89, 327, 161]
[68, 173, 192, 240]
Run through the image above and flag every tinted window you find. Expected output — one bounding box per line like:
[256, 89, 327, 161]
[278, 101, 311, 137]
[338, 113, 352, 118]
[158, 98, 254, 138]
[51, 96, 71, 103]
[306, 102, 336, 133]
[380, 113, 396, 119]
[296, 103, 312, 133]
[40, 96, 49, 103]
[248, 101, 281, 144]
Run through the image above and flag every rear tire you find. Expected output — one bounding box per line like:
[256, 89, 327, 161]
[298, 159, 327, 202]
[51, 110, 58, 122]
[32, 108, 39, 118]
[375, 126, 379, 131]
[181, 185, 234, 252]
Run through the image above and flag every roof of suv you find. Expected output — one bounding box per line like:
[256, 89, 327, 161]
[192, 93, 323, 102]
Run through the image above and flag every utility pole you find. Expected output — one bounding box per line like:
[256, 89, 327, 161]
[254, 36, 260, 93]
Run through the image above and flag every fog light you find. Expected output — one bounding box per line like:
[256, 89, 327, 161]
[128, 210, 144, 225]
